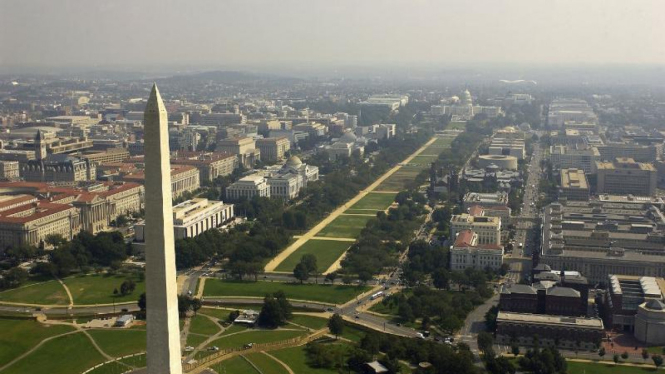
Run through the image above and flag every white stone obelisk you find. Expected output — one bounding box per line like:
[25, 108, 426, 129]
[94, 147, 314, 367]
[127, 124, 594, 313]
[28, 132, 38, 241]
[144, 84, 183, 374]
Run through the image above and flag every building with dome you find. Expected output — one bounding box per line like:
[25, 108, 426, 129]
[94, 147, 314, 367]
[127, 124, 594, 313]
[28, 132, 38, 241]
[437, 89, 503, 121]
[226, 155, 318, 201]
[635, 299, 665, 345]
[324, 130, 366, 161]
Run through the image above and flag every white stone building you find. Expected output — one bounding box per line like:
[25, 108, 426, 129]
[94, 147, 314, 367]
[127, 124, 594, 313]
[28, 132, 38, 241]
[450, 229, 504, 271]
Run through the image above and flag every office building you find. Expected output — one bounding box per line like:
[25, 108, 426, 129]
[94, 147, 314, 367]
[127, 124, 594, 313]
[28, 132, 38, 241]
[596, 158, 657, 196]
[559, 168, 589, 201]
[0, 161, 20, 180]
[225, 175, 270, 201]
[604, 275, 664, 331]
[496, 312, 604, 351]
[135, 198, 234, 241]
[256, 137, 291, 162]
[0, 201, 81, 249]
[449, 229, 503, 271]
[450, 213, 501, 245]
[463, 192, 509, 209]
[549, 145, 600, 174]
[540, 201, 665, 284]
[596, 143, 658, 163]
[171, 151, 237, 182]
[215, 137, 260, 169]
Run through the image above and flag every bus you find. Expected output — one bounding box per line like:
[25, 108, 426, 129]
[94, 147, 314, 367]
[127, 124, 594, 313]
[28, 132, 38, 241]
[370, 291, 384, 300]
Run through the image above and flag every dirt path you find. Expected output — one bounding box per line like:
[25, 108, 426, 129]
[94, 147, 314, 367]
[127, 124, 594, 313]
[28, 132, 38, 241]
[261, 351, 295, 374]
[56, 277, 74, 308]
[265, 137, 437, 273]
[196, 277, 207, 298]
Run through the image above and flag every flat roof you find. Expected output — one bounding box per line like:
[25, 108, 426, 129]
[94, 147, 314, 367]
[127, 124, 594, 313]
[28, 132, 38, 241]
[497, 311, 604, 329]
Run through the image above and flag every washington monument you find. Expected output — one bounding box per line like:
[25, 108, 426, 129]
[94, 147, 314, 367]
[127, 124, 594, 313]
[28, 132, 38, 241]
[144, 84, 183, 374]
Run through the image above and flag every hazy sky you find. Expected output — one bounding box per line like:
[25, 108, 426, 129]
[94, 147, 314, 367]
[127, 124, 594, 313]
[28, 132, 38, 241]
[1, 0, 664, 69]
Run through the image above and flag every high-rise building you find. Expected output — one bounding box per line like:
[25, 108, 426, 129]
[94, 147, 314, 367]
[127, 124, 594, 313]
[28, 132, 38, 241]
[596, 158, 657, 196]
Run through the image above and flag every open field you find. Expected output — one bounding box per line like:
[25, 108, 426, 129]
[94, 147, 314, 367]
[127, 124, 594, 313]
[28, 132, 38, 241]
[447, 121, 467, 130]
[186, 333, 209, 348]
[375, 169, 423, 191]
[0, 319, 75, 367]
[410, 155, 439, 165]
[348, 192, 396, 211]
[64, 274, 145, 305]
[275, 240, 351, 273]
[0, 279, 69, 305]
[245, 352, 291, 374]
[3, 332, 104, 374]
[271, 345, 340, 374]
[189, 314, 222, 336]
[199, 307, 231, 321]
[87, 329, 146, 357]
[289, 314, 329, 330]
[316, 215, 373, 238]
[207, 329, 306, 350]
[210, 355, 260, 374]
[204, 280, 370, 304]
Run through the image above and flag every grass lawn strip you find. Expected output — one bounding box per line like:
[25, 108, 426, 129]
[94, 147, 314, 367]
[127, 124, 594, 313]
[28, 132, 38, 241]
[64, 274, 145, 305]
[204, 279, 369, 304]
[2, 332, 105, 374]
[289, 314, 329, 330]
[186, 333, 209, 349]
[0, 279, 69, 305]
[317, 214, 373, 238]
[207, 329, 306, 350]
[274, 239, 351, 273]
[199, 307, 231, 322]
[210, 355, 260, 374]
[348, 192, 396, 211]
[188, 314, 221, 336]
[86, 329, 146, 358]
[0, 319, 75, 367]
[245, 352, 291, 374]
[271, 345, 339, 374]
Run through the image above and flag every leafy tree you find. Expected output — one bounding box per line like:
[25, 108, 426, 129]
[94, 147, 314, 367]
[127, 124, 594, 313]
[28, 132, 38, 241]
[191, 298, 202, 315]
[327, 313, 344, 339]
[653, 355, 663, 369]
[511, 343, 520, 357]
[293, 263, 310, 283]
[621, 351, 629, 360]
[613, 354, 620, 365]
[642, 349, 649, 361]
[119, 279, 136, 296]
[258, 292, 292, 328]
[324, 272, 338, 284]
[137, 292, 146, 311]
[477, 331, 494, 355]
[598, 346, 606, 359]
[228, 310, 240, 322]
[360, 332, 381, 355]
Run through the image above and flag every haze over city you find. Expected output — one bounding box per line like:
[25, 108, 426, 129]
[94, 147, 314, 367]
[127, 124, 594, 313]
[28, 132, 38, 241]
[2, 0, 665, 72]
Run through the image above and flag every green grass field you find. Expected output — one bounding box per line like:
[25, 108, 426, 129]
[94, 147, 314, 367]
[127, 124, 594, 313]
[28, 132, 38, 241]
[87, 329, 146, 357]
[64, 274, 145, 305]
[289, 314, 329, 330]
[0, 279, 69, 305]
[409, 155, 438, 165]
[84, 361, 128, 374]
[567, 361, 662, 374]
[376, 169, 422, 191]
[348, 192, 396, 211]
[203, 280, 369, 304]
[186, 333, 209, 348]
[316, 215, 373, 238]
[446, 121, 467, 130]
[245, 352, 291, 374]
[189, 315, 222, 336]
[199, 307, 231, 322]
[207, 329, 306, 350]
[275, 239, 350, 273]
[339, 323, 368, 342]
[0, 319, 75, 367]
[3, 332, 105, 374]
[211, 355, 260, 374]
[271, 345, 339, 374]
